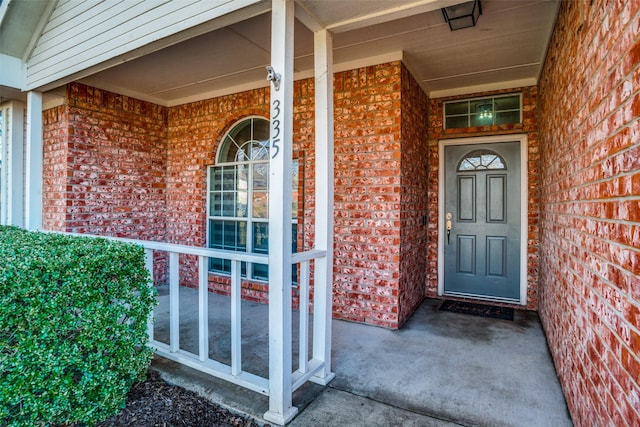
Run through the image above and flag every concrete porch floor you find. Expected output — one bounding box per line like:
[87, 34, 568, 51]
[151, 286, 573, 426]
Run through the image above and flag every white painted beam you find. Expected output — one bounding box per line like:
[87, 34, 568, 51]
[22, 0, 57, 62]
[294, 2, 324, 32]
[25, 91, 42, 230]
[310, 28, 335, 386]
[326, 0, 465, 33]
[429, 78, 538, 99]
[0, 0, 11, 27]
[264, 0, 296, 424]
[0, 54, 23, 89]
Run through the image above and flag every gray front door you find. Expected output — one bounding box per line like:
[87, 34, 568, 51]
[444, 141, 521, 301]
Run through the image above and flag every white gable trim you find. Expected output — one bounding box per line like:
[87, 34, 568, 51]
[0, 0, 10, 27]
[22, 0, 57, 62]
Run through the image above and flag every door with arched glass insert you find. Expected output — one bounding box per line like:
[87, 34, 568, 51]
[443, 141, 521, 301]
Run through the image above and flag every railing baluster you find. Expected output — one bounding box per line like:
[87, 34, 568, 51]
[169, 252, 180, 353]
[198, 255, 209, 362]
[231, 259, 242, 376]
[298, 260, 310, 374]
[144, 248, 154, 342]
[52, 231, 330, 400]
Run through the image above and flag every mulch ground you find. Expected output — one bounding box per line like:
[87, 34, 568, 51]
[96, 370, 264, 427]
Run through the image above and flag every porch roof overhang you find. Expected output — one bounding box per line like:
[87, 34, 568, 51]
[0, 0, 560, 106]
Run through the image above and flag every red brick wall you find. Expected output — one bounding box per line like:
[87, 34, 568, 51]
[537, 1, 640, 425]
[43, 105, 68, 231]
[42, 83, 169, 282]
[42, 62, 429, 329]
[426, 86, 541, 310]
[44, 83, 169, 240]
[399, 65, 429, 325]
[167, 61, 423, 328]
[165, 61, 427, 329]
[332, 62, 404, 328]
[293, 77, 317, 306]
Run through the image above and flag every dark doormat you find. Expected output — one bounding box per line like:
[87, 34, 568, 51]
[439, 300, 514, 321]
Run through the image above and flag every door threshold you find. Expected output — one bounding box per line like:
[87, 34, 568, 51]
[443, 291, 520, 305]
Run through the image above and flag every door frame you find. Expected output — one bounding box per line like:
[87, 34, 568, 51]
[437, 134, 528, 306]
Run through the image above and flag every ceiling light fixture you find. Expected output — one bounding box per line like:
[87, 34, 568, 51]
[442, 0, 482, 31]
[476, 102, 493, 120]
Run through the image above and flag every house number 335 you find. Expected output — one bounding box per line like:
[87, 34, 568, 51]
[271, 99, 281, 159]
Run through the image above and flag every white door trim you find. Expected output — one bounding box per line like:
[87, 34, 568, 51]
[437, 134, 528, 306]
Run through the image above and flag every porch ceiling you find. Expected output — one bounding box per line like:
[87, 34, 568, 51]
[65, 0, 558, 105]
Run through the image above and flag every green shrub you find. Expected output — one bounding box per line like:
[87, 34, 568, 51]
[0, 227, 157, 426]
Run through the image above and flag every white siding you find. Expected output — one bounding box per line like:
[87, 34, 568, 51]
[26, 0, 263, 90]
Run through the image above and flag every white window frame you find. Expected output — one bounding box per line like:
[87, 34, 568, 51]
[443, 93, 522, 129]
[207, 161, 269, 281]
[206, 116, 298, 282]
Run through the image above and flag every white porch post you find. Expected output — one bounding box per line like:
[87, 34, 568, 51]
[311, 29, 335, 385]
[265, 0, 296, 424]
[0, 101, 25, 227]
[25, 91, 43, 231]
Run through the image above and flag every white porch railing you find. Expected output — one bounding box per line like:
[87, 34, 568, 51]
[60, 233, 332, 423]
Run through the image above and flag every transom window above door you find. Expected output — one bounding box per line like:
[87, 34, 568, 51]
[444, 94, 521, 129]
[207, 116, 298, 281]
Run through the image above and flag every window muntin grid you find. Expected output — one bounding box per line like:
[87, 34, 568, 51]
[457, 150, 507, 171]
[444, 94, 521, 129]
[207, 117, 298, 282]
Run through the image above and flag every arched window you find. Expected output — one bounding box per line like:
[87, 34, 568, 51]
[207, 117, 298, 281]
[457, 149, 507, 171]
[217, 116, 270, 163]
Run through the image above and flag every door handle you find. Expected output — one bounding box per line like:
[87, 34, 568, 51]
[446, 212, 452, 244]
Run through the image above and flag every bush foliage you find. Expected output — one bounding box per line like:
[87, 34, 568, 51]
[0, 227, 157, 426]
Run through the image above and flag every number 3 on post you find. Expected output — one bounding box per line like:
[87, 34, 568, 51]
[271, 99, 281, 159]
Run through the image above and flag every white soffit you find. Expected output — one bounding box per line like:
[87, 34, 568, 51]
[42, 0, 558, 104]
